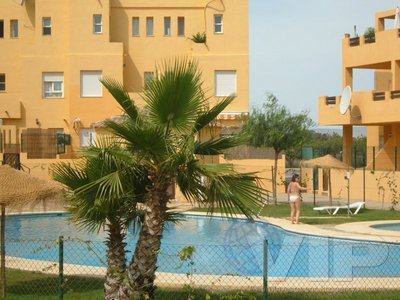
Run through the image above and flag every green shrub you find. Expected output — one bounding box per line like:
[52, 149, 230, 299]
[190, 32, 206, 43]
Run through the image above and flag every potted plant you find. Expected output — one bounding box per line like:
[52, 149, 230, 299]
[190, 32, 206, 43]
[364, 27, 375, 43]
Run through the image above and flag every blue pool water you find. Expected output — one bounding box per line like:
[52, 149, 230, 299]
[371, 223, 400, 231]
[5, 213, 400, 278]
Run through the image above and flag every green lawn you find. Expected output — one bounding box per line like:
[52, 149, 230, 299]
[260, 203, 400, 225]
[190, 203, 400, 225]
[4, 269, 400, 299]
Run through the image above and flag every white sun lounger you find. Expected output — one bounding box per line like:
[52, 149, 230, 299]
[313, 201, 365, 215]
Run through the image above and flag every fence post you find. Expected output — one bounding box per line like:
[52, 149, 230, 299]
[363, 167, 366, 205]
[354, 145, 357, 168]
[263, 239, 268, 300]
[271, 166, 276, 204]
[59, 236, 64, 300]
[372, 146, 376, 171]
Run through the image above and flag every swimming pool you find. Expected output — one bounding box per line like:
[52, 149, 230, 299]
[5, 213, 400, 278]
[371, 222, 400, 231]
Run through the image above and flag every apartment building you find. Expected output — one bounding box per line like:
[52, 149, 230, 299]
[319, 8, 400, 170]
[314, 8, 400, 202]
[0, 0, 249, 177]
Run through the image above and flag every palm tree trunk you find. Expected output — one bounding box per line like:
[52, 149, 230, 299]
[104, 223, 127, 300]
[124, 184, 169, 300]
[273, 151, 279, 205]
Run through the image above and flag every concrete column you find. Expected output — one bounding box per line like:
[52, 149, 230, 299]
[376, 17, 385, 32]
[343, 68, 353, 88]
[392, 60, 400, 90]
[343, 125, 353, 166]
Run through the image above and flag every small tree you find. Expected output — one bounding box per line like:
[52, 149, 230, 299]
[101, 58, 266, 298]
[243, 93, 313, 204]
[52, 138, 148, 299]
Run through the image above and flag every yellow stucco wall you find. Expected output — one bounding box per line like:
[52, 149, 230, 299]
[0, 0, 250, 171]
[303, 166, 400, 207]
[225, 158, 286, 194]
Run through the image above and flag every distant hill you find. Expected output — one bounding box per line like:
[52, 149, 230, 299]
[313, 126, 366, 137]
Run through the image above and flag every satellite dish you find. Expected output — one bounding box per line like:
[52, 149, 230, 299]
[340, 86, 352, 115]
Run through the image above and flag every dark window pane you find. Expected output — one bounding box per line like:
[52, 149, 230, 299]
[0, 74, 5, 91]
[0, 21, 4, 38]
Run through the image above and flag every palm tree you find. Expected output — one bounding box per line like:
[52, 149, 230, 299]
[52, 138, 148, 300]
[101, 58, 267, 299]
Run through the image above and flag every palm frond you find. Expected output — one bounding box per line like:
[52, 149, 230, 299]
[101, 77, 139, 121]
[194, 134, 249, 155]
[193, 96, 235, 133]
[107, 120, 168, 160]
[144, 58, 206, 133]
[203, 173, 266, 219]
[52, 141, 149, 233]
[176, 161, 267, 219]
[52, 161, 89, 190]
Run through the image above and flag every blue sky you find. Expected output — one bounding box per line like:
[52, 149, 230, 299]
[249, 0, 400, 124]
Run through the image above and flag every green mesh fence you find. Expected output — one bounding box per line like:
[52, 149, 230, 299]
[2, 237, 400, 299]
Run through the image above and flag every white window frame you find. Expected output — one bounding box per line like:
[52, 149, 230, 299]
[42, 17, 51, 35]
[214, 15, 223, 34]
[132, 17, 139, 36]
[80, 71, 103, 97]
[177, 17, 185, 36]
[80, 128, 96, 147]
[146, 17, 154, 36]
[43, 72, 64, 98]
[164, 17, 171, 36]
[93, 15, 102, 34]
[0, 74, 5, 91]
[215, 70, 237, 97]
[10, 20, 18, 38]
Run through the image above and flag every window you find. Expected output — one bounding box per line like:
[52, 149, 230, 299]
[93, 15, 102, 34]
[144, 72, 154, 88]
[80, 129, 96, 147]
[43, 17, 51, 35]
[56, 131, 71, 154]
[43, 72, 64, 98]
[177, 17, 185, 36]
[164, 17, 171, 36]
[0, 20, 4, 38]
[10, 20, 18, 38]
[215, 71, 236, 97]
[80, 71, 102, 97]
[146, 17, 154, 36]
[132, 17, 139, 36]
[214, 15, 223, 33]
[0, 74, 5, 91]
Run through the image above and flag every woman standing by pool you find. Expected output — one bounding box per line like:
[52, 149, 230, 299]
[287, 174, 307, 224]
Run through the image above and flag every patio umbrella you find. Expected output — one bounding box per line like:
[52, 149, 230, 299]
[301, 154, 354, 206]
[0, 165, 63, 297]
[395, 7, 400, 29]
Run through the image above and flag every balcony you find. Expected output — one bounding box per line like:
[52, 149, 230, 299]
[319, 90, 400, 126]
[343, 29, 400, 68]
